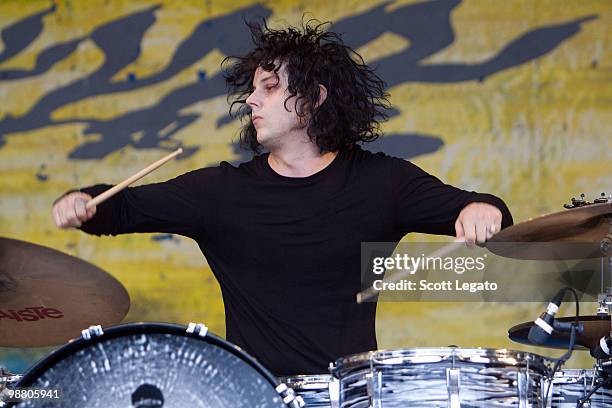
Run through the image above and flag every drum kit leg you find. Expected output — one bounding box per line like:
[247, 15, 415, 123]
[1, 195, 611, 407]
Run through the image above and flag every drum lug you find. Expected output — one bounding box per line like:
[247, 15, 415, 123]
[186, 322, 208, 337]
[80, 325, 104, 341]
[275, 383, 305, 407]
[446, 367, 461, 408]
[517, 368, 528, 408]
[366, 371, 382, 408]
[329, 378, 340, 408]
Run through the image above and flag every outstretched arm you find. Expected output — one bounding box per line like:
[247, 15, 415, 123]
[392, 157, 512, 243]
[50, 167, 219, 239]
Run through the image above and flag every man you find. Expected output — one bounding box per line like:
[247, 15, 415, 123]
[52, 21, 512, 376]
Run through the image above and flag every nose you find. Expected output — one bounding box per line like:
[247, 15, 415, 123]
[246, 89, 260, 109]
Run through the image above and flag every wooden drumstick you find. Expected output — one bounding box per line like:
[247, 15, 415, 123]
[356, 238, 466, 304]
[85, 148, 183, 210]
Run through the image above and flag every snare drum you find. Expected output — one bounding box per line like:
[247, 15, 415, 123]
[331, 347, 551, 408]
[547, 369, 612, 407]
[279, 375, 339, 407]
[12, 322, 298, 407]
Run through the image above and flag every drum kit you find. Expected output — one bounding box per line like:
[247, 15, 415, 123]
[0, 194, 610, 407]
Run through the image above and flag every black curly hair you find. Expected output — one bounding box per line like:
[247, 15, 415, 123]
[223, 19, 390, 153]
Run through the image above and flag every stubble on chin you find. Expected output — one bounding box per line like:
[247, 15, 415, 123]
[257, 132, 285, 152]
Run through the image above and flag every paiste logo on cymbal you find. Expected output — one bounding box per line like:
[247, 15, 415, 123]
[0, 306, 64, 322]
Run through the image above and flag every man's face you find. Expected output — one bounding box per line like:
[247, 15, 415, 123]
[246, 65, 304, 148]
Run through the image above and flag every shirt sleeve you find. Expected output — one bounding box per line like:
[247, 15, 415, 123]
[77, 168, 214, 239]
[391, 157, 513, 236]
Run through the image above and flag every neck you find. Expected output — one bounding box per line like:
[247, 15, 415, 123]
[267, 143, 338, 177]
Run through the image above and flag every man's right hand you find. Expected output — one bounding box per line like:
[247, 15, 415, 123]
[52, 192, 96, 229]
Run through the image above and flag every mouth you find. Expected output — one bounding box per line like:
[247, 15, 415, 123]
[252, 115, 262, 124]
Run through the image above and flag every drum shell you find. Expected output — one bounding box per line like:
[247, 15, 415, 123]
[13, 322, 287, 408]
[332, 347, 551, 408]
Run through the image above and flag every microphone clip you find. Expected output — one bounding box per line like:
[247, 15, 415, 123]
[553, 320, 584, 334]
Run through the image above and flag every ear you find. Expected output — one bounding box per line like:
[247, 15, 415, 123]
[317, 84, 328, 108]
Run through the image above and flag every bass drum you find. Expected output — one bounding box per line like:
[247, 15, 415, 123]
[331, 347, 551, 408]
[548, 369, 612, 407]
[12, 322, 294, 408]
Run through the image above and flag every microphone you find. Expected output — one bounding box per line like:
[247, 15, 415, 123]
[591, 337, 612, 360]
[528, 289, 566, 345]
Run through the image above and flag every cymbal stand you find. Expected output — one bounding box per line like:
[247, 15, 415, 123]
[595, 214, 612, 321]
[586, 216, 612, 406]
[594, 216, 612, 384]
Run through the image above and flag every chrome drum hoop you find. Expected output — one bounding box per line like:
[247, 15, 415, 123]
[1, 375, 22, 386]
[332, 347, 551, 374]
[279, 375, 339, 408]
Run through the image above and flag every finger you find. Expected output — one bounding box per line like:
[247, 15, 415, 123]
[495, 216, 502, 234]
[75, 198, 93, 224]
[464, 221, 477, 246]
[476, 221, 487, 245]
[57, 204, 69, 228]
[490, 213, 503, 237]
[485, 222, 498, 240]
[74, 198, 89, 223]
[485, 224, 494, 241]
[67, 204, 82, 228]
[455, 220, 465, 239]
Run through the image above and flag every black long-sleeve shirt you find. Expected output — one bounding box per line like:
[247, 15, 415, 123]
[79, 146, 512, 375]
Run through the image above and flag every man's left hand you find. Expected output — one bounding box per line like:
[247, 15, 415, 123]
[455, 202, 502, 245]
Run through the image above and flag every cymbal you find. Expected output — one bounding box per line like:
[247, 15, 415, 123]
[0, 237, 130, 347]
[487, 202, 612, 260]
[508, 315, 611, 350]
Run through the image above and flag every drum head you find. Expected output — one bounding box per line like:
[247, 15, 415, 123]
[15, 323, 287, 407]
